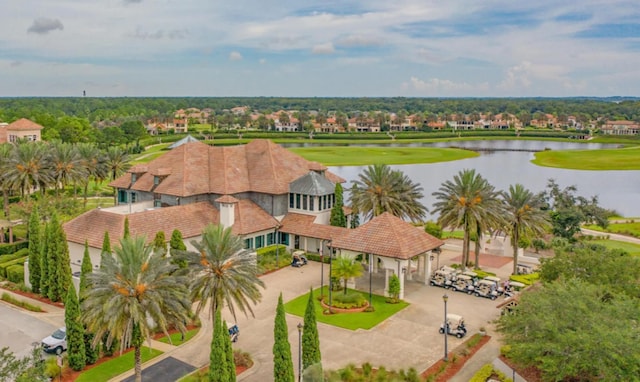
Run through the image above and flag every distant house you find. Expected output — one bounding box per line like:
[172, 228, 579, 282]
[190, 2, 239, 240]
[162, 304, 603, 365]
[0, 118, 44, 144]
[601, 120, 640, 135]
[63, 139, 442, 299]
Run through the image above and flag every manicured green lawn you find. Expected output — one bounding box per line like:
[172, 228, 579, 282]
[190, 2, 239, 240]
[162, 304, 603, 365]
[591, 240, 640, 256]
[584, 221, 640, 238]
[288, 146, 477, 166]
[156, 328, 200, 345]
[75, 347, 163, 382]
[532, 146, 640, 170]
[284, 287, 409, 330]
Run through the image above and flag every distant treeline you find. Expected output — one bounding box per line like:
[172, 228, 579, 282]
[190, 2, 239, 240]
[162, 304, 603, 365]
[1, 97, 640, 123]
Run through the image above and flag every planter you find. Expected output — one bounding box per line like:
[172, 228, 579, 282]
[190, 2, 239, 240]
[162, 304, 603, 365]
[320, 299, 369, 313]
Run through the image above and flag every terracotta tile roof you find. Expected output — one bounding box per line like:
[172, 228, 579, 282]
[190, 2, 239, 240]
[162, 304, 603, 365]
[279, 213, 349, 241]
[332, 212, 444, 259]
[64, 202, 218, 248]
[232, 199, 279, 235]
[110, 139, 344, 197]
[65, 199, 278, 248]
[6, 118, 44, 131]
[216, 195, 239, 204]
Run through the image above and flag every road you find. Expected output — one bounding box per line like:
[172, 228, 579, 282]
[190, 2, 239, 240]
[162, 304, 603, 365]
[0, 303, 61, 358]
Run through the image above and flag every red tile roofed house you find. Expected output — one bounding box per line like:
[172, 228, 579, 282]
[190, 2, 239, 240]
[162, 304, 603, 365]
[601, 120, 640, 135]
[64, 139, 345, 270]
[0, 118, 44, 144]
[64, 139, 443, 297]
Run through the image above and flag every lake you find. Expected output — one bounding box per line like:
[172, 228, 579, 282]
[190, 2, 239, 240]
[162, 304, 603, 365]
[326, 140, 640, 218]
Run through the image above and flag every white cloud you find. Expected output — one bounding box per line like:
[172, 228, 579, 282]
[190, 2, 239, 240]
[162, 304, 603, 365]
[229, 51, 243, 61]
[27, 18, 64, 34]
[311, 42, 335, 55]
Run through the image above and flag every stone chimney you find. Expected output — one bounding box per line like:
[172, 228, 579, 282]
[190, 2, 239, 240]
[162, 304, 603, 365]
[216, 195, 239, 229]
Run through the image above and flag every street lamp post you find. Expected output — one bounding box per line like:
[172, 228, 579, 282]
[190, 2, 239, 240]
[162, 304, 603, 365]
[443, 294, 449, 362]
[368, 253, 373, 308]
[297, 323, 303, 382]
[275, 228, 279, 268]
[319, 242, 324, 299]
[328, 242, 333, 313]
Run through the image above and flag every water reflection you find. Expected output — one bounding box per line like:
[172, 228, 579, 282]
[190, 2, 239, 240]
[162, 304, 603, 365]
[324, 140, 639, 218]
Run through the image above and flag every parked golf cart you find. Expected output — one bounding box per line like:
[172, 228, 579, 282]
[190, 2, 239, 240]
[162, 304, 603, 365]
[482, 276, 505, 294]
[228, 323, 240, 343]
[430, 269, 455, 289]
[474, 279, 500, 300]
[503, 281, 526, 298]
[517, 263, 536, 275]
[439, 314, 467, 338]
[291, 251, 308, 267]
[450, 274, 475, 294]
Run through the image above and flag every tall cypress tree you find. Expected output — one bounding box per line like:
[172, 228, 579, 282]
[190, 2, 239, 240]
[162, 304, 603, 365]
[123, 217, 130, 238]
[27, 207, 42, 293]
[65, 282, 86, 371]
[330, 183, 347, 227]
[273, 293, 295, 382]
[302, 288, 322, 372]
[152, 231, 167, 256]
[79, 242, 99, 364]
[47, 213, 72, 302]
[39, 222, 51, 297]
[101, 231, 112, 255]
[169, 229, 187, 268]
[209, 309, 231, 382]
[223, 320, 236, 379]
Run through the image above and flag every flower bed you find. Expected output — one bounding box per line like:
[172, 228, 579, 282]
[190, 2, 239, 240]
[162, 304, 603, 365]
[320, 298, 369, 313]
[421, 334, 492, 381]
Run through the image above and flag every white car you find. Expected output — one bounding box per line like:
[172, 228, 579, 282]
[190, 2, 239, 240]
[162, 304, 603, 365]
[42, 327, 67, 355]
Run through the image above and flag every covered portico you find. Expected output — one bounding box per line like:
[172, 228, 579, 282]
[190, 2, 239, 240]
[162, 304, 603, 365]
[331, 212, 444, 299]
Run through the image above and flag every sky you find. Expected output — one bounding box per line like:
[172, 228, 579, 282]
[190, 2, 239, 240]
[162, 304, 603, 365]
[2, 0, 640, 97]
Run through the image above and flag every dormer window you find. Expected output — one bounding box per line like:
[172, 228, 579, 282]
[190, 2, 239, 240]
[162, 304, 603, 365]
[154, 176, 160, 185]
[131, 173, 137, 183]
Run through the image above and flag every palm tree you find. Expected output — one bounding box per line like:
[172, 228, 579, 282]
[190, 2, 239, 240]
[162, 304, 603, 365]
[503, 184, 550, 274]
[185, 224, 265, 323]
[49, 141, 87, 196]
[350, 164, 427, 223]
[77, 143, 108, 207]
[4, 142, 53, 196]
[81, 236, 191, 382]
[331, 256, 363, 295]
[432, 169, 503, 271]
[0, 144, 14, 218]
[105, 146, 131, 181]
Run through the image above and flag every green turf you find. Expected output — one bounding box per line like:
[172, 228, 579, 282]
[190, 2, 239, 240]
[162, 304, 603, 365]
[590, 240, 640, 256]
[584, 221, 640, 238]
[75, 347, 163, 382]
[287, 146, 478, 166]
[284, 287, 409, 330]
[532, 146, 640, 170]
[156, 328, 200, 345]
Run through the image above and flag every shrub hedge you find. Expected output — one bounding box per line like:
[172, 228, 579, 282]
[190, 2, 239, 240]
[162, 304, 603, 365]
[0, 248, 29, 263]
[0, 256, 27, 278]
[305, 253, 331, 264]
[470, 364, 511, 382]
[6, 264, 24, 284]
[509, 273, 540, 285]
[0, 241, 28, 256]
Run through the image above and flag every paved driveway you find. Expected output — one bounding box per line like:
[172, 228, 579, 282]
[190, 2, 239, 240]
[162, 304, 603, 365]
[0, 302, 63, 358]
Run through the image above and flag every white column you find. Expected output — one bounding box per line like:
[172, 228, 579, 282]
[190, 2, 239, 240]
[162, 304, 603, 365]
[384, 268, 390, 297]
[399, 267, 406, 300]
[424, 253, 431, 285]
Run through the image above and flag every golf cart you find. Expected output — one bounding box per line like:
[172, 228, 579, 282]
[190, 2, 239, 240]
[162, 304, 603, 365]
[439, 314, 467, 338]
[450, 274, 475, 294]
[482, 276, 505, 294]
[430, 269, 455, 289]
[474, 279, 500, 300]
[228, 323, 240, 343]
[517, 263, 535, 275]
[503, 281, 526, 298]
[291, 251, 308, 267]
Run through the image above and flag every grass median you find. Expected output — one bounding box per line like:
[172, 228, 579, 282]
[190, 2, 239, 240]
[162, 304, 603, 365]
[532, 146, 640, 170]
[284, 287, 409, 330]
[288, 146, 477, 166]
[75, 347, 163, 382]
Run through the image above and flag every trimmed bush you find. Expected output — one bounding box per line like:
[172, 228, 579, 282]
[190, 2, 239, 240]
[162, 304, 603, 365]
[470, 364, 512, 382]
[6, 264, 24, 284]
[0, 256, 27, 278]
[0, 241, 28, 256]
[331, 291, 367, 309]
[305, 253, 331, 264]
[509, 273, 540, 285]
[0, 248, 29, 264]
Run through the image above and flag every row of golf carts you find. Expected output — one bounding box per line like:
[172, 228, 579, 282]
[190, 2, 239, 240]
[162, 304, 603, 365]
[430, 266, 525, 300]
